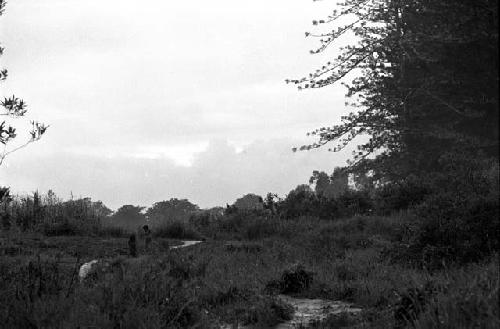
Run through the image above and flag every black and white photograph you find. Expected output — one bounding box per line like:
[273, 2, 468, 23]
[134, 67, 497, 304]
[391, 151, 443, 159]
[0, 0, 498, 328]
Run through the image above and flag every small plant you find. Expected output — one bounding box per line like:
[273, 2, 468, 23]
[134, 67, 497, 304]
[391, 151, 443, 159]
[265, 264, 314, 295]
[393, 282, 437, 329]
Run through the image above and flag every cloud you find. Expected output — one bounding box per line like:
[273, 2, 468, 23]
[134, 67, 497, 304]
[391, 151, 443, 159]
[0, 138, 354, 210]
[0, 0, 362, 208]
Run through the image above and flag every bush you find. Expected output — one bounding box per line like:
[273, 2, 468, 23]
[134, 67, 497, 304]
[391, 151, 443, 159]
[394, 282, 436, 328]
[413, 262, 500, 329]
[43, 220, 85, 236]
[374, 175, 432, 214]
[416, 195, 498, 266]
[280, 189, 373, 220]
[383, 193, 499, 268]
[335, 190, 374, 217]
[265, 264, 314, 294]
[243, 217, 279, 240]
[97, 225, 128, 237]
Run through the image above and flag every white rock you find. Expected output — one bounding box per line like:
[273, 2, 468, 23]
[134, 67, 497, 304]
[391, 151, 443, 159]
[79, 260, 99, 282]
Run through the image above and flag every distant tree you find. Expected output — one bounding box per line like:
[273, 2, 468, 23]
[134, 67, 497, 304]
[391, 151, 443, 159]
[146, 198, 199, 225]
[309, 167, 349, 199]
[112, 205, 146, 229]
[0, 0, 48, 166]
[233, 193, 264, 211]
[281, 185, 317, 218]
[309, 171, 331, 196]
[351, 170, 377, 192]
[329, 167, 349, 196]
[91, 200, 113, 218]
[263, 193, 281, 214]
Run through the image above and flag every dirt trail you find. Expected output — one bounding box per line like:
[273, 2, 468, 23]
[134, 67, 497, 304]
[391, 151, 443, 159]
[275, 295, 362, 328]
[170, 240, 203, 249]
[221, 295, 361, 328]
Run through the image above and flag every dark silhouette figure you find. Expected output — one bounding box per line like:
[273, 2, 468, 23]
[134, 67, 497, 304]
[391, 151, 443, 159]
[128, 234, 137, 257]
[143, 225, 152, 251]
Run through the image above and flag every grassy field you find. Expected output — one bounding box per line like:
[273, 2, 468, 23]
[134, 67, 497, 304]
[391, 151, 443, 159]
[0, 214, 498, 328]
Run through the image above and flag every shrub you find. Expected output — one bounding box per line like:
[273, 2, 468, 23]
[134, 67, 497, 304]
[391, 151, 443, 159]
[43, 220, 85, 236]
[413, 262, 500, 329]
[394, 282, 436, 328]
[97, 225, 128, 237]
[374, 175, 432, 214]
[335, 190, 374, 217]
[412, 194, 498, 266]
[265, 264, 314, 295]
[243, 217, 279, 240]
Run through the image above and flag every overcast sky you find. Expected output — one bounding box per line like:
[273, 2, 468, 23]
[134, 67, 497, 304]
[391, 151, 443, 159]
[0, 0, 358, 210]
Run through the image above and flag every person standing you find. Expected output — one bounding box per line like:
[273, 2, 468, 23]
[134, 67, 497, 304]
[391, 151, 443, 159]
[143, 225, 152, 252]
[128, 234, 137, 257]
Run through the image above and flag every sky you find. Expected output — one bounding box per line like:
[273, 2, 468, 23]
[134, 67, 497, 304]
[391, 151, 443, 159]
[0, 0, 359, 210]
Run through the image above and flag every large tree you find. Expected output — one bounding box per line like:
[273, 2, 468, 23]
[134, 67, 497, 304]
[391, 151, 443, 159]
[0, 0, 48, 166]
[309, 167, 349, 199]
[146, 198, 199, 225]
[289, 0, 498, 179]
[111, 205, 146, 229]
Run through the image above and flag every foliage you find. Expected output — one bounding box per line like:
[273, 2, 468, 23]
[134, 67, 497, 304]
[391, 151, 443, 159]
[265, 264, 315, 294]
[0, 0, 48, 166]
[232, 193, 264, 211]
[280, 184, 318, 218]
[110, 205, 145, 230]
[413, 194, 499, 266]
[309, 167, 349, 199]
[0, 190, 112, 234]
[373, 174, 432, 214]
[0, 213, 498, 328]
[289, 0, 498, 180]
[381, 155, 499, 267]
[146, 198, 199, 225]
[279, 179, 373, 220]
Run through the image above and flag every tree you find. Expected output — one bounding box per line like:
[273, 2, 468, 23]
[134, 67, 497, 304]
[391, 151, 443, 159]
[281, 184, 317, 218]
[289, 0, 498, 179]
[233, 193, 264, 211]
[111, 205, 146, 229]
[0, 0, 48, 166]
[309, 167, 349, 199]
[146, 198, 199, 225]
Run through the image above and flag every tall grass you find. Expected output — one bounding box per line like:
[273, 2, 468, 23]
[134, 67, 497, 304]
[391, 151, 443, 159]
[1, 200, 498, 328]
[0, 191, 129, 237]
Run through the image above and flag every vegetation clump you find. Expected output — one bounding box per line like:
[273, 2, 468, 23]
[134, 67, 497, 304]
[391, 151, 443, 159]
[266, 264, 315, 295]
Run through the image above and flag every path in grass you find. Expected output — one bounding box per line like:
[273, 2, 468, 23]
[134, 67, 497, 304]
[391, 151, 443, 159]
[172, 240, 363, 328]
[170, 240, 203, 249]
[275, 295, 362, 328]
[220, 295, 361, 329]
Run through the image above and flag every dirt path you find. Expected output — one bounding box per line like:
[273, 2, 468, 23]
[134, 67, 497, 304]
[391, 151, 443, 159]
[220, 295, 361, 328]
[275, 295, 362, 328]
[169, 240, 203, 249]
